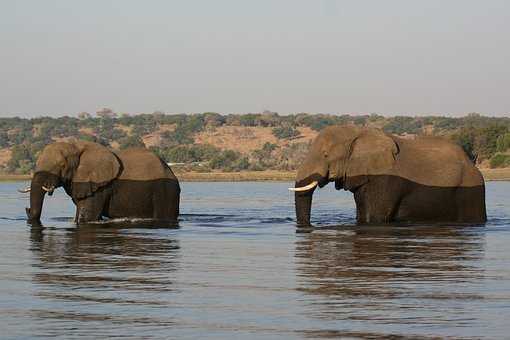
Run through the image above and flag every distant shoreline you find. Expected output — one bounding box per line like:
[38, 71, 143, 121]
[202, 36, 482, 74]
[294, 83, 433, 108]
[479, 168, 510, 181]
[1, 168, 509, 182]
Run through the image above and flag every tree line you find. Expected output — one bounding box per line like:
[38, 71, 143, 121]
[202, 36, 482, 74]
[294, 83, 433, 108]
[1, 111, 510, 174]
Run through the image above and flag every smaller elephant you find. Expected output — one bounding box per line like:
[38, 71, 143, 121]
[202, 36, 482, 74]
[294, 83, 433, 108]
[24, 140, 180, 225]
[291, 125, 487, 226]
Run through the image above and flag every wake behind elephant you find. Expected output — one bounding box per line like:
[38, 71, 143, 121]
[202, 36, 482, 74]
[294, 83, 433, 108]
[23, 140, 180, 225]
[291, 125, 486, 226]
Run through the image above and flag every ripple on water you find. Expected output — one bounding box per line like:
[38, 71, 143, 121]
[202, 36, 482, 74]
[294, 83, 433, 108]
[0, 181, 509, 339]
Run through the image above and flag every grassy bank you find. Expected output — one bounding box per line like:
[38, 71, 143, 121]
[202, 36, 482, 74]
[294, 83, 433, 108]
[0, 174, 31, 182]
[1, 169, 509, 182]
[175, 170, 296, 182]
[177, 169, 510, 182]
[479, 168, 510, 181]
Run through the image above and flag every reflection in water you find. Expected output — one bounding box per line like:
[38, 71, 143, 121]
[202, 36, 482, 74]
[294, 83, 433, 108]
[29, 226, 180, 335]
[1, 182, 510, 338]
[296, 226, 486, 334]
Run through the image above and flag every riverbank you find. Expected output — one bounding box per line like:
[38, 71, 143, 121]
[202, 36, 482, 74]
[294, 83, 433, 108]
[1, 168, 510, 182]
[479, 168, 510, 181]
[0, 171, 296, 182]
[0, 174, 31, 182]
[175, 170, 296, 182]
[179, 169, 510, 182]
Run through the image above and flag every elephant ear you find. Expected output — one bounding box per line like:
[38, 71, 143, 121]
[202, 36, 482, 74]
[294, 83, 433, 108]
[71, 141, 121, 199]
[344, 130, 399, 190]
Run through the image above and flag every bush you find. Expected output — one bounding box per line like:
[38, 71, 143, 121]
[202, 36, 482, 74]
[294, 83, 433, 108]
[231, 156, 250, 171]
[164, 128, 194, 145]
[77, 133, 97, 142]
[251, 142, 278, 169]
[383, 116, 423, 135]
[210, 150, 239, 169]
[299, 114, 346, 131]
[160, 144, 219, 163]
[209, 150, 251, 171]
[478, 125, 508, 157]
[7, 144, 39, 174]
[161, 115, 206, 146]
[0, 130, 8, 147]
[497, 133, 510, 152]
[272, 126, 300, 139]
[452, 128, 476, 161]
[118, 135, 145, 149]
[490, 153, 510, 168]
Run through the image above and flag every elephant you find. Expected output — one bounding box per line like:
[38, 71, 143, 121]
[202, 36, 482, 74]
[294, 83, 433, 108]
[23, 140, 180, 225]
[291, 125, 486, 226]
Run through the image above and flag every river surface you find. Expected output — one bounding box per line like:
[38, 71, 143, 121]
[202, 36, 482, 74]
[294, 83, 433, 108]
[1, 181, 509, 339]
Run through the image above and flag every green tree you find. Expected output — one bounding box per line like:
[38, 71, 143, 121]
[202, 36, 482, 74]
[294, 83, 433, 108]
[476, 125, 508, 158]
[496, 133, 510, 152]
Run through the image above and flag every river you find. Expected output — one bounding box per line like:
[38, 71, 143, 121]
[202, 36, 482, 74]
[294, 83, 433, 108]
[0, 181, 509, 339]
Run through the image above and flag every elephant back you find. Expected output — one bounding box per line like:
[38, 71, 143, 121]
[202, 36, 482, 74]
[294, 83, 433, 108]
[115, 148, 177, 181]
[394, 136, 483, 188]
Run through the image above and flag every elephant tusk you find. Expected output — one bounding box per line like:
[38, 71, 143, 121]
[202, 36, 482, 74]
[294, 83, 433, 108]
[288, 181, 318, 192]
[18, 186, 31, 193]
[42, 185, 54, 192]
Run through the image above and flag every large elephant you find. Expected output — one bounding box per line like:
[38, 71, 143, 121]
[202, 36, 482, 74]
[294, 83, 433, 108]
[291, 125, 486, 226]
[23, 140, 180, 225]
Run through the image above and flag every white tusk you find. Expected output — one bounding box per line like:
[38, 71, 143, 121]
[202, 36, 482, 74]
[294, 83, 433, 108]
[42, 186, 54, 192]
[288, 181, 318, 192]
[18, 186, 31, 193]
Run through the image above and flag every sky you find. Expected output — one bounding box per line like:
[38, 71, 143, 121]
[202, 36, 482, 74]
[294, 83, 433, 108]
[1, 0, 509, 117]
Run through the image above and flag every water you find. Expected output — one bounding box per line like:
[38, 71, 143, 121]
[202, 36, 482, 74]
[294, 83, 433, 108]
[1, 181, 510, 339]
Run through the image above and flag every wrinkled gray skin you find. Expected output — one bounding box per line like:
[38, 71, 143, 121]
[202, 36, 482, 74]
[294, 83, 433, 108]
[294, 125, 486, 227]
[26, 140, 180, 226]
[294, 127, 358, 226]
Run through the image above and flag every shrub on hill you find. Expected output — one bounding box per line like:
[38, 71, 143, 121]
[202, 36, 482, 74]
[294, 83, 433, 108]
[251, 142, 278, 169]
[272, 126, 300, 139]
[119, 135, 145, 149]
[383, 116, 424, 135]
[497, 133, 510, 152]
[210, 150, 250, 171]
[490, 153, 510, 168]
[0, 130, 9, 148]
[161, 144, 220, 163]
[7, 144, 37, 174]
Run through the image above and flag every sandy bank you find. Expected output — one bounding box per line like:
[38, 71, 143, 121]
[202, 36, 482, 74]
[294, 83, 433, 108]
[1, 168, 509, 182]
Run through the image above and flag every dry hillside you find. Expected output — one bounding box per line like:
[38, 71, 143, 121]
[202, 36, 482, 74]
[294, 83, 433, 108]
[1, 112, 510, 174]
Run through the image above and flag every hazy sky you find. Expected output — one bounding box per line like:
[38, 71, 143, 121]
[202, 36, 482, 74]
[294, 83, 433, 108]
[1, 0, 509, 117]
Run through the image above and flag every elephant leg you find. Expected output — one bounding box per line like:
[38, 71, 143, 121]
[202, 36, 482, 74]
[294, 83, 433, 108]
[152, 179, 180, 222]
[353, 176, 403, 224]
[75, 188, 110, 224]
[455, 185, 487, 223]
[394, 177, 466, 222]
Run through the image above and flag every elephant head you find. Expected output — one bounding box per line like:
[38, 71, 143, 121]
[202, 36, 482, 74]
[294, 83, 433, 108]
[291, 125, 399, 227]
[26, 140, 121, 225]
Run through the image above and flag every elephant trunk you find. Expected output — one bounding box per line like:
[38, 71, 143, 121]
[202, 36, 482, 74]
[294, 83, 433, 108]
[27, 176, 46, 225]
[26, 172, 60, 225]
[294, 179, 316, 227]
